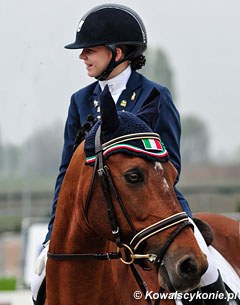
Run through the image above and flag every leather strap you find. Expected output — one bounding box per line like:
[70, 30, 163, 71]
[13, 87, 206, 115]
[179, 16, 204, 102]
[47, 251, 121, 261]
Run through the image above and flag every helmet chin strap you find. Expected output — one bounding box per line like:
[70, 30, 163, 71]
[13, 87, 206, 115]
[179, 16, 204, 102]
[95, 46, 118, 81]
[96, 45, 136, 81]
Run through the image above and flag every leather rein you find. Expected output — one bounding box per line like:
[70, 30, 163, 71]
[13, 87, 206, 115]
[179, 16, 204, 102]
[48, 125, 193, 305]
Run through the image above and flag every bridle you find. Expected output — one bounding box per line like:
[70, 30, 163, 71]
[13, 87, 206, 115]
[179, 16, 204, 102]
[48, 125, 193, 305]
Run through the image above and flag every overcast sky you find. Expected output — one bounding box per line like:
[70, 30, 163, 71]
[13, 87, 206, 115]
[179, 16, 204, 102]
[1, 0, 240, 161]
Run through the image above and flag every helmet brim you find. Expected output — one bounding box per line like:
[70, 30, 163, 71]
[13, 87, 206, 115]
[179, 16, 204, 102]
[64, 42, 85, 49]
[65, 41, 146, 50]
[64, 40, 107, 49]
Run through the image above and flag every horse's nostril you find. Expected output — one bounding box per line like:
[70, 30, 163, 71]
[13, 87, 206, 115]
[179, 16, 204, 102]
[180, 258, 197, 274]
[177, 257, 198, 278]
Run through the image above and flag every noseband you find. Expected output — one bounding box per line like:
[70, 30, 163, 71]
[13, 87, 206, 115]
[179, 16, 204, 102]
[48, 125, 193, 305]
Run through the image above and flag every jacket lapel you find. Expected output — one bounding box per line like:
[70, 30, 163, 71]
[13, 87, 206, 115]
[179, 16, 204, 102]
[88, 82, 102, 119]
[116, 71, 142, 113]
[116, 71, 156, 114]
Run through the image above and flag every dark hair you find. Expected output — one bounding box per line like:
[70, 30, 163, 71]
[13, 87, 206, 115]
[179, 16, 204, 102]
[117, 45, 146, 70]
[130, 55, 146, 70]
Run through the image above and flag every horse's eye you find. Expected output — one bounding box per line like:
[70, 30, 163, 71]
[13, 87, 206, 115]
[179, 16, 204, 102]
[124, 169, 144, 184]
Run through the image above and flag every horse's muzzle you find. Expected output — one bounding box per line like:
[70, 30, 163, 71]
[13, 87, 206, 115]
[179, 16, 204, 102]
[157, 252, 208, 292]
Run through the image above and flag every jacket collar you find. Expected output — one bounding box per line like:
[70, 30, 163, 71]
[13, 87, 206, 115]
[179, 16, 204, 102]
[116, 70, 142, 113]
[90, 70, 143, 116]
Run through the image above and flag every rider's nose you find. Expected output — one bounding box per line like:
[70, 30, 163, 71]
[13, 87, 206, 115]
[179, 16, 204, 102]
[79, 50, 86, 60]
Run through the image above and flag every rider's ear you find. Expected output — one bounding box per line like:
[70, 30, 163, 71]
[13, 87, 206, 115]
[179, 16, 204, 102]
[136, 87, 160, 127]
[99, 85, 119, 133]
[115, 47, 124, 62]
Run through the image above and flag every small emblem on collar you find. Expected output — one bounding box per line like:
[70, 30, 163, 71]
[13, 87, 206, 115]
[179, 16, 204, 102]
[93, 100, 99, 107]
[131, 92, 136, 101]
[120, 100, 127, 107]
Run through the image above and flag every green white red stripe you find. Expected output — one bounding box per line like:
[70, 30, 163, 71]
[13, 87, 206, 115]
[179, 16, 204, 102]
[142, 138, 163, 150]
[86, 142, 168, 164]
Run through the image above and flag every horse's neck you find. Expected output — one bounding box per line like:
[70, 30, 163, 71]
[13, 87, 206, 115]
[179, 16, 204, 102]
[50, 197, 106, 253]
[49, 231, 121, 304]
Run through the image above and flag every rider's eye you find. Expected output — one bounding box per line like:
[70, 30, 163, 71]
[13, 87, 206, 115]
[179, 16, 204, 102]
[124, 168, 144, 184]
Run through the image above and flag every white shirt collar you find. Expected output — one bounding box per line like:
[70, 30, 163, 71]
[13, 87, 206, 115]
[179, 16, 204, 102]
[99, 66, 132, 102]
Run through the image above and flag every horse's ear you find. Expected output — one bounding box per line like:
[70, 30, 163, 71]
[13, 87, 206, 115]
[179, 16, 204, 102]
[136, 87, 160, 125]
[99, 85, 119, 133]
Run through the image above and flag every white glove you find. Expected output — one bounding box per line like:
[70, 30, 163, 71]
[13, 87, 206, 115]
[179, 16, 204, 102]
[34, 240, 50, 276]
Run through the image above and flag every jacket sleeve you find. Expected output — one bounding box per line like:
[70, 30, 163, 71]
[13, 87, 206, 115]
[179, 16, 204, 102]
[43, 95, 81, 243]
[153, 87, 181, 178]
[153, 87, 192, 217]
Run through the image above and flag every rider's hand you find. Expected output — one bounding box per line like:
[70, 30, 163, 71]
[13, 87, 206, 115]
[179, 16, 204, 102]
[34, 240, 50, 275]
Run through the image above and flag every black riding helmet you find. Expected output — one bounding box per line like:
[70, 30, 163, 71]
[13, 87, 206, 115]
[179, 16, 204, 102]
[65, 4, 147, 80]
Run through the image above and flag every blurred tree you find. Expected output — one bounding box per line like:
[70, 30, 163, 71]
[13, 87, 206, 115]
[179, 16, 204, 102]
[231, 146, 240, 164]
[142, 47, 176, 100]
[0, 128, 21, 176]
[181, 115, 210, 164]
[23, 121, 64, 175]
[2, 144, 21, 175]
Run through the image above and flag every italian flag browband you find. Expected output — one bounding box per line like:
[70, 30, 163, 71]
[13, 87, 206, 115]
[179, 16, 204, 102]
[142, 138, 163, 150]
[86, 132, 168, 164]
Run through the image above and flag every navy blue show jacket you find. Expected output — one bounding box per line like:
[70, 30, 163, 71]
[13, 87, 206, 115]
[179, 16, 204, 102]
[44, 70, 192, 243]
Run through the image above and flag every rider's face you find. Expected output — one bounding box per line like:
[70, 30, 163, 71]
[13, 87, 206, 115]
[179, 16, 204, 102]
[79, 46, 112, 78]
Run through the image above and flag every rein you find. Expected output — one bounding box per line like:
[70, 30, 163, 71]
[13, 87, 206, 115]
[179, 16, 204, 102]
[47, 125, 193, 305]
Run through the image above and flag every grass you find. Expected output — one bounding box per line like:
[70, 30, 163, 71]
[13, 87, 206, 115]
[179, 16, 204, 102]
[0, 277, 17, 291]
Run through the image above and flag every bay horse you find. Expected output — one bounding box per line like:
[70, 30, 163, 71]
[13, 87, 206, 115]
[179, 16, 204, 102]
[45, 87, 239, 305]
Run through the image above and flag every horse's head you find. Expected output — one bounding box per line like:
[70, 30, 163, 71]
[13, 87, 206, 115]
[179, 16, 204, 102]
[83, 86, 208, 292]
